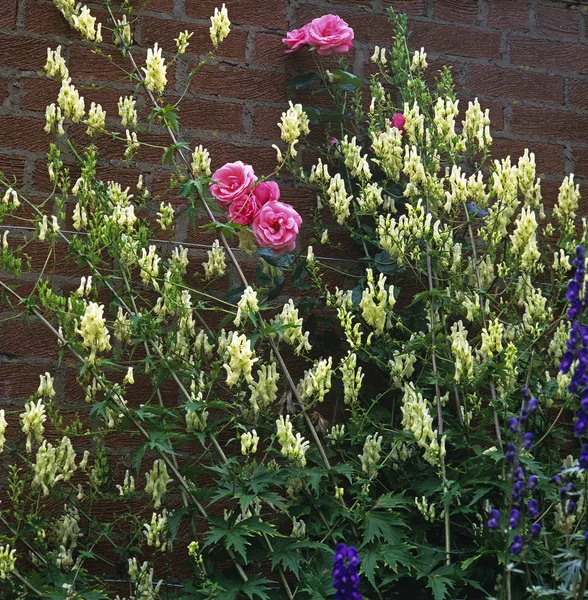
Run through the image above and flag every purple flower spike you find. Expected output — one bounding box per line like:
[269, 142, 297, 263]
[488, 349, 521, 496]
[333, 543, 362, 600]
[488, 509, 501, 530]
[530, 523, 541, 538]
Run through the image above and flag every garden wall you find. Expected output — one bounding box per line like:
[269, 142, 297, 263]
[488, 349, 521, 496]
[0, 0, 585, 414]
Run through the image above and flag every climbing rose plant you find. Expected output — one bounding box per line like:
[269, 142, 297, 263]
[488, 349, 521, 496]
[0, 3, 588, 600]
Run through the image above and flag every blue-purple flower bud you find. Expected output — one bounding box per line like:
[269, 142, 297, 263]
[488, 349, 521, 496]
[510, 535, 524, 555]
[530, 523, 541, 538]
[523, 432, 534, 451]
[527, 475, 538, 490]
[528, 397, 539, 413]
[488, 509, 501, 530]
[527, 499, 539, 519]
[505, 443, 517, 463]
[509, 509, 521, 529]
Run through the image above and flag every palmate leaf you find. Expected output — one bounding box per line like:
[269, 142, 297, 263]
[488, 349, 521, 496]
[426, 573, 455, 600]
[204, 516, 253, 563]
[362, 509, 406, 546]
[271, 539, 331, 579]
[216, 575, 273, 600]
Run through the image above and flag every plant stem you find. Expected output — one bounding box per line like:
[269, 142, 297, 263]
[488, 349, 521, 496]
[463, 206, 503, 449]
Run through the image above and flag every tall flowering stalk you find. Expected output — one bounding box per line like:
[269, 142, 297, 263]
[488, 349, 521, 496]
[0, 3, 587, 599]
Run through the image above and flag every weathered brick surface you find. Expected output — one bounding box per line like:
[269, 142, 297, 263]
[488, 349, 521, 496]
[0, 0, 18, 29]
[467, 65, 563, 104]
[434, 0, 478, 25]
[510, 37, 588, 74]
[0, 0, 585, 422]
[535, 4, 580, 40]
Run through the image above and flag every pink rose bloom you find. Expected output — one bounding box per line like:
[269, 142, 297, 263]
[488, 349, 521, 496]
[391, 113, 406, 133]
[252, 200, 302, 254]
[283, 26, 309, 53]
[253, 181, 280, 205]
[209, 161, 257, 206]
[305, 15, 354, 56]
[227, 194, 261, 226]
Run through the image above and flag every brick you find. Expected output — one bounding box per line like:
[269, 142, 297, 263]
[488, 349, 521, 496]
[0, 278, 37, 313]
[435, 0, 478, 24]
[511, 37, 588, 74]
[491, 138, 564, 176]
[175, 97, 244, 133]
[140, 17, 247, 61]
[134, 0, 173, 11]
[467, 65, 563, 103]
[68, 45, 136, 83]
[33, 159, 142, 193]
[487, 0, 529, 31]
[0, 320, 60, 360]
[25, 0, 72, 36]
[68, 46, 176, 88]
[0, 363, 49, 400]
[0, 78, 7, 106]
[383, 0, 426, 15]
[254, 32, 319, 71]
[185, 0, 288, 29]
[0, 0, 17, 29]
[568, 78, 588, 110]
[511, 105, 588, 143]
[0, 116, 48, 151]
[541, 178, 563, 210]
[0, 155, 26, 187]
[67, 125, 169, 163]
[573, 147, 588, 179]
[0, 34, 49, 70]
[253, 106, 284, 139]
[535, 4, 579, 40]
[21, 79, 60, 113]
[327, 0, 371, 7]
[189, 64, 289, 102]
[408, 20, 501, 59]
[25, 239, 92, 276]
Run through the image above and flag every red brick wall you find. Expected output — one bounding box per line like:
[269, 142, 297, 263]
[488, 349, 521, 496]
[0, 0, 586, 398]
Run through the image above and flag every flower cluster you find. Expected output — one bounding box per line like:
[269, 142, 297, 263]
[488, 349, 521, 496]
[145, 459, 172, 509]
[332, 543, 362, 600]
[276, 415, 310, 466]
[283, 14, 354, 56]
[488, 389, 541, 555]
[209, 161, 302, 254]
[560, 246, 588, 403]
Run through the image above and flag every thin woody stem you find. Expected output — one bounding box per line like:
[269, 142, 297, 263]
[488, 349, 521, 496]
[463, 205, 503, 449]
[112, 16, 352, 517]
[0, 279, 251, 585]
